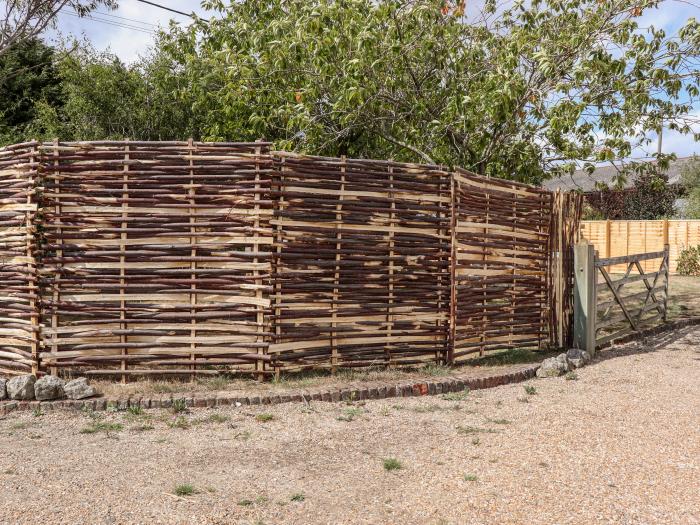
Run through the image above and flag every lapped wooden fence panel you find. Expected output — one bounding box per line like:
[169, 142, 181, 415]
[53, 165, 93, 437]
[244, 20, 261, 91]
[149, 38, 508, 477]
[0, 143, 40, 375]
[451, 169, 553, 361]
[269, 154, 452, 371]
[37, 141, 273, 378]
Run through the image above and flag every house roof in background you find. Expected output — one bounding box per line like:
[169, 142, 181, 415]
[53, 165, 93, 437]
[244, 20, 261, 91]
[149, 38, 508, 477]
[542, 156, 695, 192]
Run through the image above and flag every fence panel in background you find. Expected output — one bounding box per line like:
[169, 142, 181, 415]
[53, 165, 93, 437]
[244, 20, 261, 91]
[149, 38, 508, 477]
[38, 141, 274, 380]
[269, 154, 452, 372]
[0, 143, 40, 375]
[451, 169, 553, 361]
[581, 220, 700, 273]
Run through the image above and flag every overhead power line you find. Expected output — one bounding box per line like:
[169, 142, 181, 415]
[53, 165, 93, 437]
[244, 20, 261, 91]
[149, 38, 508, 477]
[63, 11, 157, 35]
[93, 10, 160, 28]
[133, 0, 193, 18]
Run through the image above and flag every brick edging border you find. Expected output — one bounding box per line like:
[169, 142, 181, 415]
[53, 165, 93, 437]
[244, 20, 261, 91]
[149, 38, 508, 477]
[0, 365, 540, 416]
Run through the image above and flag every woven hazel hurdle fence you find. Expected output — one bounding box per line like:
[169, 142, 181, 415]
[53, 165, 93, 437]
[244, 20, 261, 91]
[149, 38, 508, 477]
[0, 140, 581, 379]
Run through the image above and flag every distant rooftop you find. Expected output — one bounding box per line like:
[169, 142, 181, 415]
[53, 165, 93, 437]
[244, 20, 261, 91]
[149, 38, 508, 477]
[542, 156, 695, 193]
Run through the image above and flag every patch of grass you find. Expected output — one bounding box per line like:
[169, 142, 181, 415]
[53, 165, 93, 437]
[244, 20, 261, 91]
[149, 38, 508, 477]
[79, 421, 123, 434]
[105, 402, 119, 413]
[9, 422, 29, 430]
[456, 425, 498, 435]
[383, 458, 403, 471]
[196, 376, 232, 391]
[486, 417, 510, 425]
[174, 484, 196, 496]
[441, 389, 470, 401]
[471, 348, 543, 367]
[32, 407, 43, 417]
[171, 398, 188, 414]
[255, 413, 274, 423]
[168, 416, 190, 429]
[237, 499, 254, 507]
[290, 493, 305, 502]
[337, 407, 363, 422]
[207, 413, 230, 424]
[131, 424, 155, 432]
[421, 363, 452, 377]
[127, 406, 144, 416]
[524, 385, 537, 395]
[565, 371, 579, 381]
[464, 474, 478, 481]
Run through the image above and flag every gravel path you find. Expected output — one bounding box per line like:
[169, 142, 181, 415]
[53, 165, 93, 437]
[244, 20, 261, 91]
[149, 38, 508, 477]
[1, 328, 699, 525]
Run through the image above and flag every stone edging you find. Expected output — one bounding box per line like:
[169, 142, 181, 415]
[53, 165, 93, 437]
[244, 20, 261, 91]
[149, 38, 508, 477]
[0, 365, 539, 416]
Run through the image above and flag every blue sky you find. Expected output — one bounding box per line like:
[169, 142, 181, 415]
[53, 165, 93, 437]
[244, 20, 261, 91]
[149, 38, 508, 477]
[48, 0, 700, 159]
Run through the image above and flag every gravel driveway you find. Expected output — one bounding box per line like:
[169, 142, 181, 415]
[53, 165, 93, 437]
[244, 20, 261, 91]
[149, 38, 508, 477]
[1, 328, 699, 525]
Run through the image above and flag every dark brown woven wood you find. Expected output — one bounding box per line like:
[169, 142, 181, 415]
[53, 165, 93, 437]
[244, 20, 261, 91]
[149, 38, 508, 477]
[0, 142, 39, 375]
[451, 169, 554, 360]
[36, 140, 274, 380]
[269, 153, 451, 373]
[0, 141, 583, 379]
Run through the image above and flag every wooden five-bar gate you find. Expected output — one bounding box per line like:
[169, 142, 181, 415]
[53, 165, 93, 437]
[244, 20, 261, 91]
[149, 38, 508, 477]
[573, 244, 670, 353]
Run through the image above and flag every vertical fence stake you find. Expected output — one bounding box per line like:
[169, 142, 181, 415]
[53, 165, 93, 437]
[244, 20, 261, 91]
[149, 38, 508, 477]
[663, 243, 670, 322]
[448, 174, 457, 365]
[574, 243, 596, 356]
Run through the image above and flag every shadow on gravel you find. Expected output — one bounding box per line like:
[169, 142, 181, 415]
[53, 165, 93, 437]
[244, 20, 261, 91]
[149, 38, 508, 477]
[593, 324, 699, 365]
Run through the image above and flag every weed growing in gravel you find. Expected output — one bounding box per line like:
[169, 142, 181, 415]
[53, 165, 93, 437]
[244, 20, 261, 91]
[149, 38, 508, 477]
[168, 416, 190, 429]
[456, 425, 498, 435]
[234, 430, 252, 440]
[32, 407, 43, 417]
[255, 413, 274, 423]
[337, 407, 363, 422]
[207, 413, 230, 424]
[486, 418, 510, 425]
[9, 422, 29, 430]
[80, 421, 123, 434]
[379, 407, 390, 416]
[383, 458, 403, 471]
[517, 396, 530, 403]
[524, 385, 537, 395]
[172, 398, 188, 414]
[290, 493, 305, 502]
[440, 389, 470, 401]
[105, 402, 119, 413]
[471, 437, 480, 445]
[127, 406, 144, 416]
[565, 371, 579, 380]
[174, 484, 196, 496]
[237, 499, 253, 507]
[131, 424, 155, 432]
[464, 474, 478, 481]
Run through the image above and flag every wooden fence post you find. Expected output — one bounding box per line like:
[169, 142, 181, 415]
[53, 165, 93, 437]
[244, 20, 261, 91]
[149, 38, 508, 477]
[573, 243, 597, 356]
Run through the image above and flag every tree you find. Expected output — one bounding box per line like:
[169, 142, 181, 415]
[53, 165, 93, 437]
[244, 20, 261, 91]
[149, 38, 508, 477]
[680, 155, 700, 218]
[1, 1, 117, 57]
[584, 166, 678, 219]
[152, 0, 700, 183]
[25, 43, 202, 141]
[0, 38, 64, 145]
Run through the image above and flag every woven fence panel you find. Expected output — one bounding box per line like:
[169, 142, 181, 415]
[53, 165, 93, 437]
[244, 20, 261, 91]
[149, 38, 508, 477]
[451, 169, 553, 361]
[269, 154, 452, 371]
[38, 141, 273, 378]
[0, 142, 39, 375]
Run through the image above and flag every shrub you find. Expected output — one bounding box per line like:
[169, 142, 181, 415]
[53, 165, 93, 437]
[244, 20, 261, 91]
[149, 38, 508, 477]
[677, 246, 700, 276]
